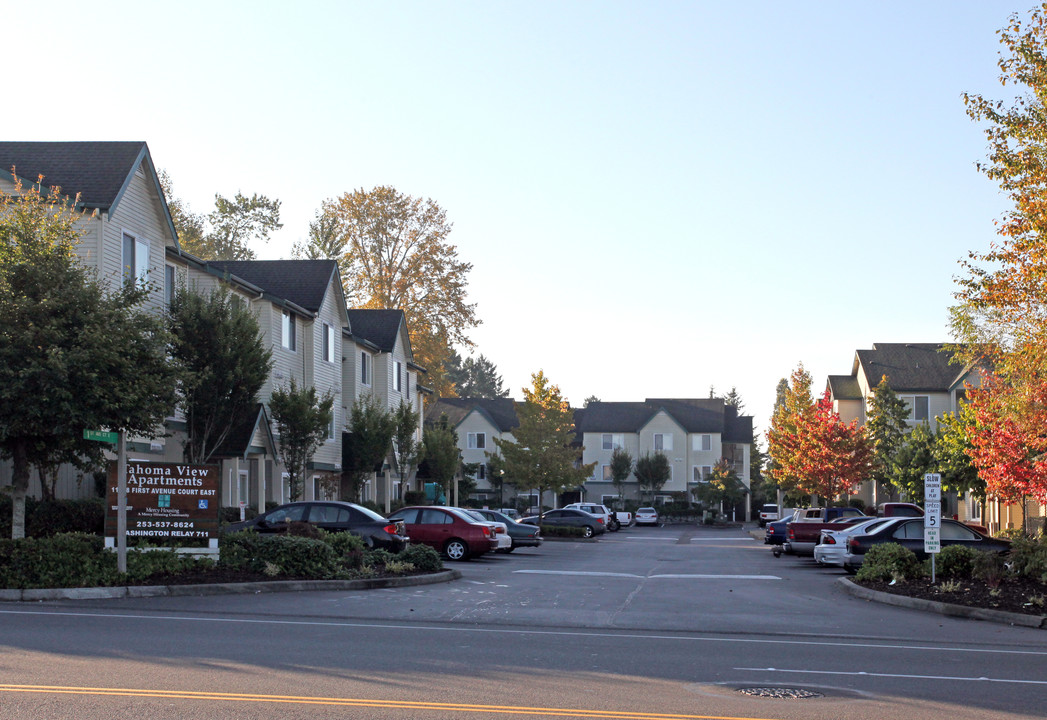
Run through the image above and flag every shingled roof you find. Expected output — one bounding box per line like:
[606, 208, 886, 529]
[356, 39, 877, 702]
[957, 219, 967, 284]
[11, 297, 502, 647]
[577, 398, 749, 438]
[853, 343, 964, 392]
[346, 309, 407, 353]
[208, 260, 339, 315]
[0, 140, 178, 244]
[827, 374, 863, 400]
[429, 397, 520, 433]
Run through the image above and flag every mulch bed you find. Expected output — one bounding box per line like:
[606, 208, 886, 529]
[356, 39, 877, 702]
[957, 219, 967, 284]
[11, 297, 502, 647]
[857, 576, 1047, 616]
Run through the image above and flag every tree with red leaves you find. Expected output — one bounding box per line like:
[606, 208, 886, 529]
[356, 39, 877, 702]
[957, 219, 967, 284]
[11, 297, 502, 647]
[789, 391, 874, 503]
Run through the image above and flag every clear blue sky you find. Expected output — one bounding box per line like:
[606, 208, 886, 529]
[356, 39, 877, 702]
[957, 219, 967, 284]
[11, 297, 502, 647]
[7, 1, 1025, 433]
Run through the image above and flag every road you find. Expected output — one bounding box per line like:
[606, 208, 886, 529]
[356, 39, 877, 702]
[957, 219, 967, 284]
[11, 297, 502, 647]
[0, 523, 1044, 719]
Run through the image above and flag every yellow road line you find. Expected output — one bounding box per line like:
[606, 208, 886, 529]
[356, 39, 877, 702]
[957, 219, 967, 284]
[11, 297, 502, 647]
[0, 684, 782, 720]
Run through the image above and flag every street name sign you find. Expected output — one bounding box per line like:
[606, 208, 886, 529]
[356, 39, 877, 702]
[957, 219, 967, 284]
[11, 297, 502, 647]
[83, 429, 118, 444]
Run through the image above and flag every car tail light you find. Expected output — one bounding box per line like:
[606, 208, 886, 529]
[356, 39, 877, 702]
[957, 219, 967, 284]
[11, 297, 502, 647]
[787, 526, 795, 539]
[767, 526, 776, 535]
[824, 535, 836, 545]
[597, 518, 605, 525]
[848, 538, 860, 552]
[384, 524, 400, 536]
[481, 526, 491, 537]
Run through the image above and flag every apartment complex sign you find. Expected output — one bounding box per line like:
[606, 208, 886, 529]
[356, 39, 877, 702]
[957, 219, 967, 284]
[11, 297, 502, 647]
[105, 461, 220, 540]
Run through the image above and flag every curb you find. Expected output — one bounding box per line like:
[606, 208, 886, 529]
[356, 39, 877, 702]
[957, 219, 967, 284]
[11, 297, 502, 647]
[0, 569, 462, 602]
[836, 576, 1047, 629]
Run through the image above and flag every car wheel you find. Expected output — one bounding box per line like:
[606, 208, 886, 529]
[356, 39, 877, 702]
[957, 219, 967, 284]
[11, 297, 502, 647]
[504, 546, 514, 553]
[582, 525, 594, 539]
[444, 538, 469, 561]
[608, 519, 620, 532]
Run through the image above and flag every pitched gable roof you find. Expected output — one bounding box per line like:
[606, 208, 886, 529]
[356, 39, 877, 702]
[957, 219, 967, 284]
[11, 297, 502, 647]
[853, 343, 961, 393]
[0, 140, 178, 245]
[208, 259, 339, 315]
[827, 374, 863, 400]
[347, 309, 407, 353]
[211, 403, 277, 460]
[577, 398, 740, 435]
[429, 397, 520, 433]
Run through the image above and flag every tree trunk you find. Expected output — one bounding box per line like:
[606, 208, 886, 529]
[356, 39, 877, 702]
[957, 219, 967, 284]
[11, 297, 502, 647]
[10, 441, 30, 539]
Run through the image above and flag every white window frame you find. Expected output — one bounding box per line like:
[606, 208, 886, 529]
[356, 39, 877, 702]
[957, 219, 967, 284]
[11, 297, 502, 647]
[901, 395, 930, 422]
[602, 433, 623, 451]
[282, 310, 296, 352]
[164, 264, 176, 307]
[360, 352, 371, 386]
[692, 434, 712, 452]
[394, 360, 403, 392]
[468, 432, 486, 450]
[601, 464, 612, 481]
[653, 433, 673, 452]
[323, 323, 335, 363]
[122, 231, 149, 285]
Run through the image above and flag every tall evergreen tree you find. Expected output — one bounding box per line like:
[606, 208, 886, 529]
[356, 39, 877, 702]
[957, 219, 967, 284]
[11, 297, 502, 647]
[865, 375, 911, 503]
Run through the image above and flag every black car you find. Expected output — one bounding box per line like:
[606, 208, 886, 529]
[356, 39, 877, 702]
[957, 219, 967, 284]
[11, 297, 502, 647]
[471, 508, 543, 551]
[844, 517, 1010, 568]
[224, 501, 408, 552]
[519, 508, 606, 538]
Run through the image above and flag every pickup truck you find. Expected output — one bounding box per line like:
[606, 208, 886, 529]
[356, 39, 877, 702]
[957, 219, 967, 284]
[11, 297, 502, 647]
[783, 506, 868, 556]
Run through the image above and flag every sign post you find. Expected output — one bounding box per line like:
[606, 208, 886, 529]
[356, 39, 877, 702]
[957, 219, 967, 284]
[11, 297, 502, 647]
[924, 473, 942, 583]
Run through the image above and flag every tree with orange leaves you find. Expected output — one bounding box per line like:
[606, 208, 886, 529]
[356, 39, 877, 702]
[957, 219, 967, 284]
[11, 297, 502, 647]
[790, 391, 873, 503]
[952, 5, 1047, 519]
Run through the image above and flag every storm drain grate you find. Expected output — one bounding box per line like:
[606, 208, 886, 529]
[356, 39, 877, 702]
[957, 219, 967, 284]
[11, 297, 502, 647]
[736, 687, 824, 699]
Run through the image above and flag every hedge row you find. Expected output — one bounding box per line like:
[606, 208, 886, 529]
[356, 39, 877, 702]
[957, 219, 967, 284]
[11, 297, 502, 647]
[0, 497, 105, 538]
[0, 530, 443, 589]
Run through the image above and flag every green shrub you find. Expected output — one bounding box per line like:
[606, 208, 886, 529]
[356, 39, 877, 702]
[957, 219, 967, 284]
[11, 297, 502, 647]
[400, 544, 442, 572]
[322, 531, 366, 556]
[1008, 535, 1047, 583]
[0, 533, 118, 589]
[124, 548, 214, 584]
[932, 545, 977, 579]
[364, 548, 395, 569]
[972, 549, 1009, 588]
[856, 543, 925, 583]
[219, 532, 337, 578]
[0, 497, 105, 538]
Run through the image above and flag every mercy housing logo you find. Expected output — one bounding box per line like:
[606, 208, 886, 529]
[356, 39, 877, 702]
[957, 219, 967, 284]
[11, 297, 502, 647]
[105, 461, 220, 540]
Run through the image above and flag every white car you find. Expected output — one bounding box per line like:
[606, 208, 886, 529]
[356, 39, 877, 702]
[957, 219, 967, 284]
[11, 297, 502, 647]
[634, 507, 659, 526]
[814, 517, 904, 567]
[462, 509, 513, 551]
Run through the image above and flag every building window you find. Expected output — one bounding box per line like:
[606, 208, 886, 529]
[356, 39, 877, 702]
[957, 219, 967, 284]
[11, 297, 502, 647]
[322, 323, 335, 363]
[361, 352, 371, 386]
[468, 432, 486, 450]
[122, 232, 149, 285]
[693, 466, 707, 482]
[693, 434, 711, 452]
[653, 433, 673, 452]
[602, 465, 612, 481]
[902, 395, 930, 422]
[327, 408, 336, 440]
[476, 464, 486, 480]
[602, 433, 623, 450]
[282, 311, 296, 351]
[394, 360, 403, 392]
[164, 264, 176, 306]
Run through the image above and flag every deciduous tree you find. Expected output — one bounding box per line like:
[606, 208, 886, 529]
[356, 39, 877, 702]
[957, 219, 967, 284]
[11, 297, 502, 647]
[169, 286, 272, 464]
[494, 371, 594, 507]
[633, 452, 671, 500]
[766, 365, 814, 495]
[790, 391, 874, 503]
[0, 180, 179, 538]
[692, 459, 746, 515]
[298, 187, 479, 397]
[269, 378, 334, 502]
[342, 393, 397, 502]
[609, 447, 634, 500]
[392, 400, 422, 496]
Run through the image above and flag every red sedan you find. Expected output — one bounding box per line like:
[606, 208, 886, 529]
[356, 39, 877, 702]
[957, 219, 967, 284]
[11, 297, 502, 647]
[387, 506, 497, 560]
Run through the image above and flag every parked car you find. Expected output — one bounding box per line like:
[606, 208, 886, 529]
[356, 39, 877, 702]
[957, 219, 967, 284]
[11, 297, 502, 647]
[471, 508, 543, 551]
[758, 504, 779, 527]
[764, 509, 800, 548]
[843, 518, 1011, 572]
[459, 509, 513, 552]
[223, 500, 408, 552]
[519, 508, 607, 538]
[876, 502, 924, 517]
[634, 507, 659, 526]
[813, 517, 904, 567]
[563, 503, 628, 531]
[387, 506, 497, 560]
